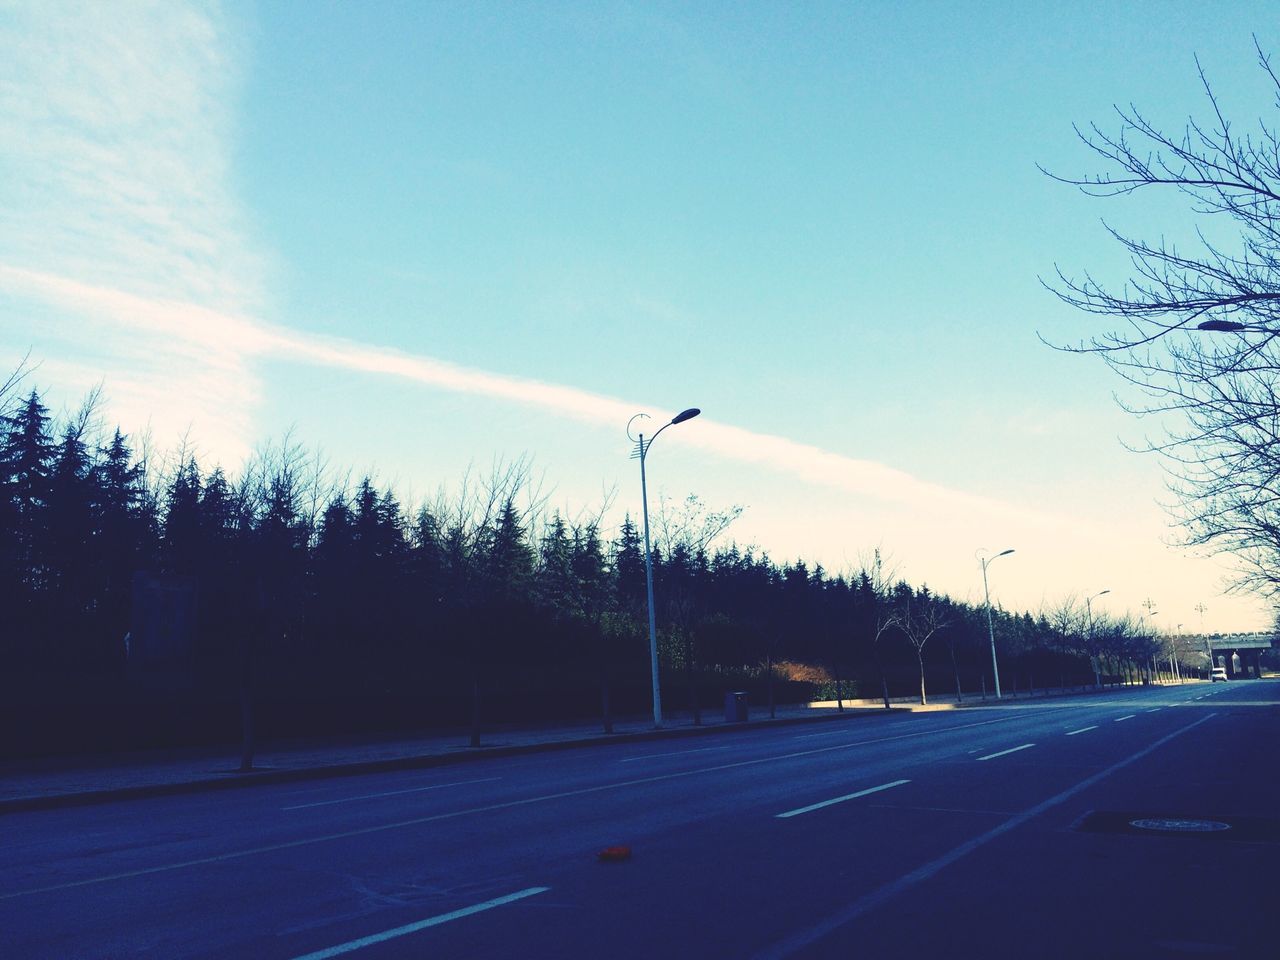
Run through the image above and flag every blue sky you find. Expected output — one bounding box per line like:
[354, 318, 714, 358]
[3, 1, 1277, 632]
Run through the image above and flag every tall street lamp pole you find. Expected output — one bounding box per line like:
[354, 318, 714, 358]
[1195, 602, 1213, 676]
[629, 407, 701, 728]
[979, 548, 1015, 699]
[1085, 589, 1111, 687]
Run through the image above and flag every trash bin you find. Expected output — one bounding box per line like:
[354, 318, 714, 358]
[724, 691, 748, 722]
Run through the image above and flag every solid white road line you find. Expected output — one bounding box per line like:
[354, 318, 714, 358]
[1065, 726, 1097, 736]
[976, 744, 1035, 761]
[776, 780, 911, 819]
[288, 887, 550, 960]
[0, 714, 1036, 901]
[752, 713, 1219, 960]
[282, 778, 501, 811]
[620, 745, 731, 763]
[1114, 715, 1136, 722]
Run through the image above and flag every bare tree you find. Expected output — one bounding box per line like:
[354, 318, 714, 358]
[892, 586, 950, 705]
[1045, 41, 1280, 597]
[0, 351, 34, 413]
[856, 548, 900, 709]
[1045, 596, 1092, 687]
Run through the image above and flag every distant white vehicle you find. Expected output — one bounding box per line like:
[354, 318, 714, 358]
[1211, 667, 1228, 682]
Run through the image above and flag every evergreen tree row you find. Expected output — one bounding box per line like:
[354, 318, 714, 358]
[0, 384, 1167, 757]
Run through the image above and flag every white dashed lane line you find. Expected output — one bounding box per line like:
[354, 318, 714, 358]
[1065, 726, 1097, 736]
[288, 887, 550, 960]
[976, 744, 1035, 761]
[1114, 715, 1136, 722]
[776, 779, 911, 819]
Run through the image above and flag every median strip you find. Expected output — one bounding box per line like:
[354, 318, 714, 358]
[976, 744, 1035, 761]
[288, 887, 550, 959]
[776, 780, 911, 819]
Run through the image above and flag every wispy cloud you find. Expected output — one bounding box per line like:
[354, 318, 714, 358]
[0, 1, 261, 458]
[2, 263, 1072, 533]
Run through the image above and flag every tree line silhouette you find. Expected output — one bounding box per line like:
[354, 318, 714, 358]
[1, 377, 1171, 760]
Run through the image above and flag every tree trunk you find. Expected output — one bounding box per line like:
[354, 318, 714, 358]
[950, 646, 962, 703]
[238, 637, 255, 773]
[684, 633, 700, 726]
[917, 652, 927, 705]
[766, 647, 776, 719]
[873, 649, 890, 709]
[470, 676, 481, 748]
[833, 657, 845, 712]
[600, 668, 613, 734]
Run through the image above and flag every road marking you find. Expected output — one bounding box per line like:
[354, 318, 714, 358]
[868, 803, 1013, 817]
[0, 712, 1035, 901]
[976, 743, 1035, 761]
[1114, 715, 1136, 722]
[752, 713, 1219, 960]
[288, 887, 549, 959]
[620, 745, 731, 763]
[282, 778, 501, 811]
[1065, 726, 1097, 736]
[1145, 708, 1161, 713]
[776, 780, 910, 819]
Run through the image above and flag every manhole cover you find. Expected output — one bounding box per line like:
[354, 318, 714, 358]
[1130, 818, 1231, 833]
[1075, 810, 1280, 843]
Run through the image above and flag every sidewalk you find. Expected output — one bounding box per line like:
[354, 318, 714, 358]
[0, 698, 915, 814]
[0, 681, 1187, 815]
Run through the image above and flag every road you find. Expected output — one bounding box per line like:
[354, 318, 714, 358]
[1, 681, 1275, 958]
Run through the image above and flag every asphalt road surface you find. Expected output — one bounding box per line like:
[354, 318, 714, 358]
[2, 681, 1276, 959]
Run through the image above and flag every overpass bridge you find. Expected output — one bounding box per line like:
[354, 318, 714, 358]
[1183, 631, 1275, 679]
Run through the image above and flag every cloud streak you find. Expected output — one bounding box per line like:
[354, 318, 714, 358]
[3, 263, 1068, 532]
[0, 1, 261, 459]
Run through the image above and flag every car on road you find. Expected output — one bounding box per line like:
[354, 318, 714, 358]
[1211, 667, 1228, 682]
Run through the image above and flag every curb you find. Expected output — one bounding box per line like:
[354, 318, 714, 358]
[0, 705, 894, 816]
[1, 682, 1185, 816]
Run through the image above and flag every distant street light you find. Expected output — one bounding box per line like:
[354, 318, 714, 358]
[978, 548, 1015, 699]
[628, 407, 701, 728]
[1085, 589, 1110, 688]
[1195, 602, 1214, 675]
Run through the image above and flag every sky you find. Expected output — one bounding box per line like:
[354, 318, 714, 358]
[2, 0, 1277, 634]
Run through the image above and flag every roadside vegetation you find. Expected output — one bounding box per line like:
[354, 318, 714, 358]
[0, 373, 1190, 760]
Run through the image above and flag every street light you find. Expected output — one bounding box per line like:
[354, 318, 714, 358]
[1085, 589, 1110, 688]
[1195, 602, 1215, 677]
[978, 548, 1015, 699]
[628, 407, 701, 728]
[1196, 319, 1280, 334]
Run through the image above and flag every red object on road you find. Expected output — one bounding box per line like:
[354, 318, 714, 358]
[597, 845, 632, 862]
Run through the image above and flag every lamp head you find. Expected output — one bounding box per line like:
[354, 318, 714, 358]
[671, 407, 701, 425]
[1197, 319, 1246, 332]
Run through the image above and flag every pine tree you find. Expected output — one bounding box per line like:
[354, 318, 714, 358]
[0, 390, 55, 591]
